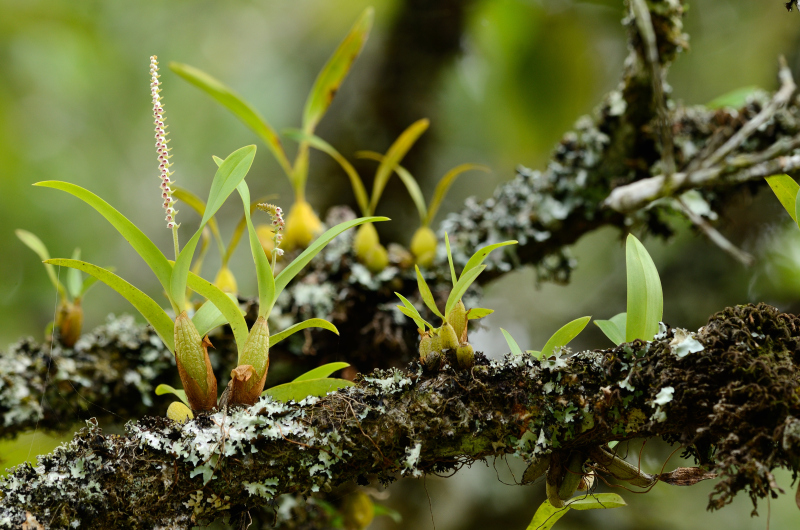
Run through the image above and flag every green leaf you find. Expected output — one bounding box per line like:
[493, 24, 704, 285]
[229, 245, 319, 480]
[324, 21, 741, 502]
[192, 295, 242, 337]
[415, 265, 444, 319]
[16, 229, 66, 298]
[237, 181, 275, 318]
[525, 499, 570, 530]
[395, 292, 432, 330]
[625, 235, 663, 342]
[185, 271, 248, 354]
[66, 248, 83, 300]
[46, 259, 174, 352]
[170, 62, 293, 179]
[706, 86, 760, 110]
[795, 185, 800, 232]
[445, 265, 485, 318]
[460, 240, 517, 281]
[34, 181, 173, 294]
[594, 312, 627, 346]
[262, 378, 355, 402]
[273, 216, 389, 310]
[155, 384, 190, 408]
[467, 308, 494, 320]
[171, 146, 256, 308]
[356, 150, 427, 223]
[285, 129, 369, 216]
[372, 503, 402, 523]
[525, 495, 626, 530]
[766, 174, 800, 223]
[445, 233, 457, 288]
[501, 328, 524, 357]
[172, 187, 225, 258]
[540, 316, 591, 358]
[293, 362, 350, 382]
[302, 7, 373, 134]
[369, 119, 429, 215]
[425, 164, 489, 226]
[269, 318, 339, 347]
[566, 493, 627, 510]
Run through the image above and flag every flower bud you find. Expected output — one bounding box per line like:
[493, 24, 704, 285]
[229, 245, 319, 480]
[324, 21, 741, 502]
[213, 265, 238, 294]
[353, 223, 379, 262]
[363, 244, 389, 274]
[56, 299, 83, 348]
[166, 401, 194, 423]
[229, 317, 270, 406]
[410, 226, 437, 267]
[447, 299, 468, 343]
[342, 491, 374, 530]
[439, 322, 459, 352]
[174, 312, 218, 411]
[456, 342, 475, 370]
[283, 200, 323, 251]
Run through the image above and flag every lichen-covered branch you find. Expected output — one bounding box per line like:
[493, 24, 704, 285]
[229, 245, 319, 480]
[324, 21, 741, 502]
[2, 304, 798, 529]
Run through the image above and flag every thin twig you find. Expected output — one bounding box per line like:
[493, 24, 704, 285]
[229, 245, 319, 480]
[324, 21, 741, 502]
[675, 198, 755, 267]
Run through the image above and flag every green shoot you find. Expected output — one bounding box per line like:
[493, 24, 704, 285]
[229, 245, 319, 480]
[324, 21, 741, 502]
[501, 328, 524, 357]
[766, 174, 800, 226]
[528, 316, 592, 360]
[525, 494, 626, 530]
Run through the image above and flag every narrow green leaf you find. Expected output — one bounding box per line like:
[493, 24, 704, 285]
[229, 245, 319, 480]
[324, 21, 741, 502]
[302, 7, 373, 134]
[706, 86, 760, 110]
[540, 316, 591, 358]
[415, 265, 444, 319]
[527, 350, 542, 359]
[293, 362, 350, 382]
[285, 129, 369, 216]
[445, 233, 457, 288]
[425, 164, 489, 226]
[273, 216, 389, 310]
[45, 259, 174, 352]
[66, 248, 82, 300]
[34, 181, 173, 293]
[395, 292, 432, 331]
[16, 229, 66, 297]
[445, 265, 485, 318]
[460, 240, 517, 281]
[269, 318, 339, 347]
[357, 150, 427, 222]
[237, 181, 275, 317]
[155, 384, 190, 408]
[171, 146, 256, 308]
[262, 378, 355, 402]
[501, 328, 524, 356]
[371, 503, 402, 523]
[172, 187, 225, 258]
[795, 185, 800, 231]
[369, 119, 429, 215]
[467, 308, 494, 320]
[185, 271, 248, 354]
[170, 62, 293, 178]
[565, 493, 627, 510]
[595, 312, 627, 346]
[625, 235, 663, 342]
[192, 295, 242, 337]
[525, 499, 570, 530]
[766, 174, 799, 223]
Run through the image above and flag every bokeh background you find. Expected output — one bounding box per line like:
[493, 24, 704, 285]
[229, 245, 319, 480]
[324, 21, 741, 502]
[1, 0, 800, 528]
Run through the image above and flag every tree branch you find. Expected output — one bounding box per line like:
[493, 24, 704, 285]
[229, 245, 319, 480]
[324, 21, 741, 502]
[2, 304, 798, 529]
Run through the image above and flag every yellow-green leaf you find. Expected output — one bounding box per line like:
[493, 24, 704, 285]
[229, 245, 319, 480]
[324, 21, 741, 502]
[237, 181, 275, 318]
[302, 7, 373, 134]
[185, 270, 248, 354]
[415, 265, 444, 319]
[625, 235, 663, 342]
[155, 384, 190, 408]
[460, 240, 517, 281]
[46, 259, 174, 352]
[172, 187, 225, 258]
[445, 265, 485, 318]
[425, 164, 489, 226]
[170, 62, 293, 179]
[269, 318, 338, 347]
[357, 150, 427, 222]
[540, 316, 591, 358]
[293, 362, 350, 382]
[369, 119, 429, 215]
[467, 308, 493, 320]
[501, 328, 524, 357]
[16, 229, 66, 298]
[262, 378, 355, 402]
[766, 174, 799, 224]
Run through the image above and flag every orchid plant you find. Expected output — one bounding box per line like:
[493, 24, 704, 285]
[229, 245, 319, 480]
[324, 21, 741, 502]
[33, 56, 385, 420]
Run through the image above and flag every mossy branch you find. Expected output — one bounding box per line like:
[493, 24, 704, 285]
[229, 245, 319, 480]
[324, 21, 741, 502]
[2, 304, 798, 529]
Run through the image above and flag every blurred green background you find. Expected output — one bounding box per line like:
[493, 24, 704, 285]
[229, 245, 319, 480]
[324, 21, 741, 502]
[1, 0, 799, 528]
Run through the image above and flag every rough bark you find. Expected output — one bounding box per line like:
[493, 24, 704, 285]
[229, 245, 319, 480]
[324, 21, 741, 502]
[1, 304, 799, 529]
